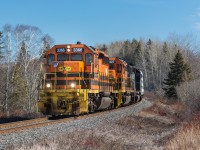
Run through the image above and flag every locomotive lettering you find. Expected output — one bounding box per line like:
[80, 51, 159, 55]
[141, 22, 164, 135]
[58, 66, 71, 72]
[72, 48, 84, 52]
[56, 48, 66, 53]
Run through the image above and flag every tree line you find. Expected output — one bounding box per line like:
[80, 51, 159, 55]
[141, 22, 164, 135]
[0, 24, 200, 116]
[97, 35, 200, 110]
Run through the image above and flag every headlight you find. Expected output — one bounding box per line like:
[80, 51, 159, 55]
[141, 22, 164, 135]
[67, 45, 71, 52]
[70, 83, 76, 88]
[46, 83, 51, 88]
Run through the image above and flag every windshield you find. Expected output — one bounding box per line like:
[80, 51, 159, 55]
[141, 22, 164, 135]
[71, 54, 83, 61]
[57, 54, 69, 61]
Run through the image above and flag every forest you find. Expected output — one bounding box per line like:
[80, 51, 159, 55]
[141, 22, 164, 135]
[0, 24, 200, 117]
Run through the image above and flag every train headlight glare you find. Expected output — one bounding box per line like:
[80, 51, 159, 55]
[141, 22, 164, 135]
[46, 83, 51, 88]
[70, 83, 76, 88]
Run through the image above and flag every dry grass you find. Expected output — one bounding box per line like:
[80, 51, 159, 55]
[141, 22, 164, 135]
[166, 113, 200, 150]
[0, 110, 45, 124]
[142, 99, 186, 126]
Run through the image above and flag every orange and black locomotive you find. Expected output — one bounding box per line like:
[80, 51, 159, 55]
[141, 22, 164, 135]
[38, 42, 144, 116]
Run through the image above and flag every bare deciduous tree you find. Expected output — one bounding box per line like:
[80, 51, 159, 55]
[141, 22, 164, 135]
[0, 24, 54, 116]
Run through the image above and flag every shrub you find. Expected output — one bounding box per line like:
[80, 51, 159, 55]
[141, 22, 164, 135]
[176, 79, 200, 113]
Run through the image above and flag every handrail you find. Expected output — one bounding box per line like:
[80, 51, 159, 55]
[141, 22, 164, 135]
[43, 73, 57, 90]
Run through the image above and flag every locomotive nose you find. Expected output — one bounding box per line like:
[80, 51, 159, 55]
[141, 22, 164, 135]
[50, 61, 84, 73]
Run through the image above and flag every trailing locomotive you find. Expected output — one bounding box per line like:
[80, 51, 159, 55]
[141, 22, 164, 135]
[38, 42, 144, 116]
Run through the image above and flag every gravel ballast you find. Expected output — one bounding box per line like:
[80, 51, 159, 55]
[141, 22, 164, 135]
[0, 99, 152, 149]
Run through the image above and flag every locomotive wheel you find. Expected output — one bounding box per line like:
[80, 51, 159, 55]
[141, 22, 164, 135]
[109, 101, 114, 109]
[73, 111, 80, 116]
[88, 100, 95, 113]
[114, 97, 118, 108]
[89, 105, 95, 113]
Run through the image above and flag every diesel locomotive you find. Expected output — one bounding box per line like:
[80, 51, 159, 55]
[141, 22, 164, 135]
[38, 42, 144, 116]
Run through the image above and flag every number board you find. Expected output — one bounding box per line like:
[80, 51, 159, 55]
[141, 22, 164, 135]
[56, 48, 66, 53]
[109, 60, 115, 64]
[72, 48, 84, 52]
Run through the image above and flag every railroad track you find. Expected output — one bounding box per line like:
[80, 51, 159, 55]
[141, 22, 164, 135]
[0, 101, 142, 135]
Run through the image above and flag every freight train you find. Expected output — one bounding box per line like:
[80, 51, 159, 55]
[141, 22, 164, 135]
[38, 42, 144, 117]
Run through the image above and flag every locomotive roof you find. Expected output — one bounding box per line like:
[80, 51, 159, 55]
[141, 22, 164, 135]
[47, 43, 108, 57]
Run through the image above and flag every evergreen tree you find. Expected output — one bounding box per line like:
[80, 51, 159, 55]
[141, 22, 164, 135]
[163, 50, 191, 99]
[0, 32, 3, 59]
[10, 64, 27, 109]
[162, 42, 168, 54]
[17, 41, 30, 62]
[101, 44, 108, 52]
[121, 40, 131, 59]
[145, 39, 151, 66]
[40, 35, 51, 58]
[127, 38, 138, 65]
[133, 41, 142, 66]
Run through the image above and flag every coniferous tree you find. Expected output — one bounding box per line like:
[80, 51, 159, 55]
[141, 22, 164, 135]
[159, 42, 170, 88]
[133, 41, 142, 66]
[40, 35, 53, 58]
[163, 50, 191, 99]
[0, 32, 3, 59]
[127, 39, 137, 65]
[121, 40, 131, 60]
[10, 64, 27, 109]
[101, 44, 108, 52]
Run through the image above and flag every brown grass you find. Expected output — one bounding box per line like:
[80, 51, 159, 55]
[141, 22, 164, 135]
[166, 113, 200, 150]
[143, 99, 187, 124]
[0, 110, 45, 124]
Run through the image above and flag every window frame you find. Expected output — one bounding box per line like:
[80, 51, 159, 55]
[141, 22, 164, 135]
[85, 53, 93, 65]
[117, 64, 122, 73]
[109, 63, 115, 70]
[102, 56, 109, 65]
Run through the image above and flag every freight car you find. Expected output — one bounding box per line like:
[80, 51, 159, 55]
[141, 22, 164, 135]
[38, 42, 144, 116]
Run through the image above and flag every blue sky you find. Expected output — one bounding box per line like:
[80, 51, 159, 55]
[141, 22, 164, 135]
[0, 0, 200, 45]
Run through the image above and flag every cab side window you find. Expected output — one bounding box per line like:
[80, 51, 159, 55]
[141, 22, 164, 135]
[86, 53, 92, 65]
[47, 54, 55, 65]
[117, 64, 122, 73]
